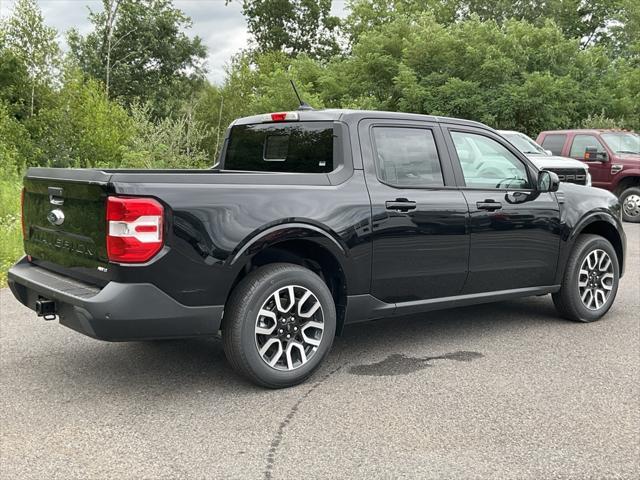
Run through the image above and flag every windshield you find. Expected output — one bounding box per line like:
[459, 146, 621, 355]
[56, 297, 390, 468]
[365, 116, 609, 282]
[601, 132, 640, 155]
[502, 133, 547, 155]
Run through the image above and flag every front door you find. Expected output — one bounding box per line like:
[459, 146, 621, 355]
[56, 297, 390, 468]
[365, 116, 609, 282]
[568, 134, 611, 188]
[360, 120, 470, 304]
[443, 126, 562, 293]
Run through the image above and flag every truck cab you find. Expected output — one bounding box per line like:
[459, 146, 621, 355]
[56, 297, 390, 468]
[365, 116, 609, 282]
[537, 129, 640, 222]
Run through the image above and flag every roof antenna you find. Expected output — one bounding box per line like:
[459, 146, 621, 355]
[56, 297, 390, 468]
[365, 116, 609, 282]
[290, 80, 314, 111]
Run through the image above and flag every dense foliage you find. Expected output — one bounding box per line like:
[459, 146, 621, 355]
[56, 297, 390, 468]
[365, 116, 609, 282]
[0, 0, 638, 283]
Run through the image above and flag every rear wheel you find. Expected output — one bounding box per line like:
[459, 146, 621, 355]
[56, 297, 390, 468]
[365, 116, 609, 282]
[619, 186, 640, 223]
[222, 263, 336, 388]
[552, 234, 619, 322]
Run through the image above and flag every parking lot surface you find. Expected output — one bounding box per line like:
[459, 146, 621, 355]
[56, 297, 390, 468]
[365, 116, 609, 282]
[1, 224, 638, 479]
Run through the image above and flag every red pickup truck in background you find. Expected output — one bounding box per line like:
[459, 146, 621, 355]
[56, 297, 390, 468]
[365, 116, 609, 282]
[537, 129, 640, 223]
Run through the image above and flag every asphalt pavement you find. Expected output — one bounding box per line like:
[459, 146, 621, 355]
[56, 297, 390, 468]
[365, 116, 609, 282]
[1, 224, 639, 479]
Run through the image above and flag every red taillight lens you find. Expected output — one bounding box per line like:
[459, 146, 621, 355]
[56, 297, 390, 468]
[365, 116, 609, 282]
[20, 187, 26, 238]
[106, 196, 164, 263]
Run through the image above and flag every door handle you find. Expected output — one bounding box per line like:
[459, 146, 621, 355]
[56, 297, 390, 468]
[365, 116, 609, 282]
[385, 199, 417, 212]
[476, 200, 502, 211]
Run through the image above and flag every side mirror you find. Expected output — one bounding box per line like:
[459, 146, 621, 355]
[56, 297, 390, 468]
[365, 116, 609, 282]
[544, 149, 553, 156]
[584, 147, 607, 162]
[538, 170, 560, 192]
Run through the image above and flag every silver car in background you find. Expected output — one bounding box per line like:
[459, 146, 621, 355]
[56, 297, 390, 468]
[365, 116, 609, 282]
[498, 130, 591, 186]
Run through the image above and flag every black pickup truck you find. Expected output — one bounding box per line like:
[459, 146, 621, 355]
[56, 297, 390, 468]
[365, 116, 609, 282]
[8, 109, 626, 388]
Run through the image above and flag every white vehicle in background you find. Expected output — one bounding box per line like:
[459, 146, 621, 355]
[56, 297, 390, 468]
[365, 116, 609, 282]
[498, 130, 591, 186]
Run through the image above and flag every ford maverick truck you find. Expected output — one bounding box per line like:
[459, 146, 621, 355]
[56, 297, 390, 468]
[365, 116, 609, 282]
[9, 109, 626, 388]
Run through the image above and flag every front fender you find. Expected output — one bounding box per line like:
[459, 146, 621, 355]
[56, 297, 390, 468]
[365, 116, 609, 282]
[554, 183, 625, 283]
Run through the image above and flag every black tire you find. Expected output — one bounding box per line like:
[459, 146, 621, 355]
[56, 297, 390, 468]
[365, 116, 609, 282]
[619, 186, 640, 223]
[222, 263, 336, 388]
[552, 234, 620, 322]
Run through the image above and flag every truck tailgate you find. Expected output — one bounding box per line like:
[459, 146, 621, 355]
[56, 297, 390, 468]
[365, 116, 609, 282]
[23, 168, 112, 271]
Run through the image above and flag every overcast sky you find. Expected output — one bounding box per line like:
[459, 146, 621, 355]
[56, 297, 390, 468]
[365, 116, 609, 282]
[0, 0, 348, 84]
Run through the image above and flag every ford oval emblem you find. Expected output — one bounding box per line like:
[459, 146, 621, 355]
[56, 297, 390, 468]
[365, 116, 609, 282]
[47, 209, 65, 226]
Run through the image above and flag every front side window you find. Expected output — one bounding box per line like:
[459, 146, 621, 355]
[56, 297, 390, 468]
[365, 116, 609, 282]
[541, 134, 567, 155]
[601, 132, 640, 155]
[225, 121, 334, 173]
[569, 135, 606, 159]
[451, 131, 531, 189]
[372, 127, 444, 187]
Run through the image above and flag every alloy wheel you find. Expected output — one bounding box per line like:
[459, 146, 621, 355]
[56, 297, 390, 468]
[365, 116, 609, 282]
[254, 285, 324, 371]
[577, 249, 615, 311]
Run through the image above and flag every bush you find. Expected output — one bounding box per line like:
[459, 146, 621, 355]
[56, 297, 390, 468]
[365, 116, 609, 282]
[122, 104, 211, 169]
[0, 175, 23, 287]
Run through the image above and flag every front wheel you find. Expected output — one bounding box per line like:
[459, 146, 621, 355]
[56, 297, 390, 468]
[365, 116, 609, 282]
[552, 234, 620, 322]
[619, 186, 640, 223]
[222, 263, 336, 388]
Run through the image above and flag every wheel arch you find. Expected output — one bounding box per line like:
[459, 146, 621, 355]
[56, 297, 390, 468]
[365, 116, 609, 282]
[567, 215, 625, 277]
[225, 223, 350, 334]
[613, 173, 640, 195]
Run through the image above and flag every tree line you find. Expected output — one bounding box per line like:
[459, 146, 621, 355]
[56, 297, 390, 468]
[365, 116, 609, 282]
[0, 0, 638, 175]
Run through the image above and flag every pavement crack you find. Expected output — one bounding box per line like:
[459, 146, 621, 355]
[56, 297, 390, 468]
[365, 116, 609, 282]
[263, 365, 342, 480]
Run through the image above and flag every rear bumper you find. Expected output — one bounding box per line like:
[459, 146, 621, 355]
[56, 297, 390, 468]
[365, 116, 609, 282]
[8, 257, 224, 341]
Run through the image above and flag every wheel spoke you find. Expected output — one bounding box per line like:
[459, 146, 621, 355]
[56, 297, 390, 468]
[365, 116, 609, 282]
[286, 342, 307, 370]
[259, 338, 283, 367]
[298, 297, 321, 318]
[598, 256, 611, 272]
[301, 321, 324, 347]
[256, 309, 277, 335]
[274, 286, 295, 313]
[601, 272, 614, 291]
[595, 289, 606, 309]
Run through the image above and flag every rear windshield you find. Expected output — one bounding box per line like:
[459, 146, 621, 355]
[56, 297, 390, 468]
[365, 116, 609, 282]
[224, 121, 335, 173]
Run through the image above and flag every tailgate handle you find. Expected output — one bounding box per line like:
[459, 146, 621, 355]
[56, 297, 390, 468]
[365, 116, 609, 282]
[48, 187, 64, 205]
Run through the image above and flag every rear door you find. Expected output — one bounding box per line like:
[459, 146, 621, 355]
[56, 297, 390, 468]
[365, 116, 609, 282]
[442, 126, 561, 293]
[359, 119, 470, 304]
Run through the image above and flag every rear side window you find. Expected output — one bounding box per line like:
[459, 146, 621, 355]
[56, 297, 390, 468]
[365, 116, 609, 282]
[540, 134, 567, 155]
[372, 127, 444, 187]
[224, 122, 334, 173]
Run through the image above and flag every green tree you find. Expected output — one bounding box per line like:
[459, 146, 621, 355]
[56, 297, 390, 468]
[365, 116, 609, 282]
[2, 0, 60, 116]
[239, 0, 340, 59]
[68, 0, 207, 118]
[29, 69, 134, 168]
[345, 0, 625, 48]
[0, 33, 30, 117]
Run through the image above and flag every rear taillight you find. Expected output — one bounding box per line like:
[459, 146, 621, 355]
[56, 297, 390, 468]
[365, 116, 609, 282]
[20, 187, 26, 238]
[259, 111, 300, 122]
[106, 196, 164, 263]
